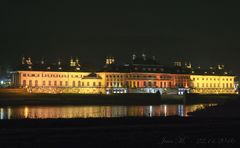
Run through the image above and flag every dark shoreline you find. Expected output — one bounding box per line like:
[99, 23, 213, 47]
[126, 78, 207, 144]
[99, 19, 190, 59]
[0, 117, 239, 147]
[0, 93, 239, 106]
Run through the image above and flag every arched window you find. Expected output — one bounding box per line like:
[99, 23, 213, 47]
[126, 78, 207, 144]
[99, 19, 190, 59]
[144, 81, 146, 87]
[23, 80, 26, 87]
[72, 81, 75, 87]
[148, 82, 152, 87]
[29, 80, 32, 87]
[43, 81, 46, 86]
[35, 80, 38, 87]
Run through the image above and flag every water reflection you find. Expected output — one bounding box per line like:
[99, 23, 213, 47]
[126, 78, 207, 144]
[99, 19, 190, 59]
[0, 104, 215, 119]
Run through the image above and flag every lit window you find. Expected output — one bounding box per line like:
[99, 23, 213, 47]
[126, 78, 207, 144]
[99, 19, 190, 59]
[148, 81, 152, 87]
[29, 80, 32, 87]
[144, 81, 146, 87]
[23, 80, 26, 87]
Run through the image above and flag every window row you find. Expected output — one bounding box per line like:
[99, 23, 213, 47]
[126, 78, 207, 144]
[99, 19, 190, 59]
[193, 83, 233, 88]
[22, 80, 101, 87]
[192, 77, 233, 81]
[22, 73, 85, 78]
[106, 75, 157, 79]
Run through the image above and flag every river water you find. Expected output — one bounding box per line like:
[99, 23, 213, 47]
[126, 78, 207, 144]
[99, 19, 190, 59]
[0, 104, 216, 119]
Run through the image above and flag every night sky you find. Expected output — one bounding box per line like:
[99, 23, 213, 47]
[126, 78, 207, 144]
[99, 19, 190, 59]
[1, 0, 240, 72]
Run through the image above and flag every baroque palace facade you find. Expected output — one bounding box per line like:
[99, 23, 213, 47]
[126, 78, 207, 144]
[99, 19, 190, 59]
[11, 54, 237, 94]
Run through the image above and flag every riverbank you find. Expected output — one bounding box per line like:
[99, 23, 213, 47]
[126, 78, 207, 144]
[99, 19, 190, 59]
[0, 93, 165, 106]
[0, 117, 239, 147]
[189, 97, 240, 117]
[0, 92, 239, 106]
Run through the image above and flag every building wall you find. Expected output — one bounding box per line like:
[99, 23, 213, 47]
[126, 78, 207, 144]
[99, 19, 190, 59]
[11, 70, 236, 94]
[14, 71, 90, 87]
[97, 72, 190, 94]
[190, 75, 235, 94]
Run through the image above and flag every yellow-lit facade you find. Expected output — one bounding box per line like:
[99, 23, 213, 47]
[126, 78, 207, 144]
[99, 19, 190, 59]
[190, 75, 235, 94]
[12, 70, 191, 94]
[11, 71, 236, 95]
[12, 71, 106, 94]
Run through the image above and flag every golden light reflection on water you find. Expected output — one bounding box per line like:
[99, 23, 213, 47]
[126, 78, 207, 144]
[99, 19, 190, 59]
[24, 107, 29, 118]
[0, 104, 216, 119]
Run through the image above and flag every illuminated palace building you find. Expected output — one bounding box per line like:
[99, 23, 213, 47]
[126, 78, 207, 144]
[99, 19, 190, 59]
[11, 54, 237, 95]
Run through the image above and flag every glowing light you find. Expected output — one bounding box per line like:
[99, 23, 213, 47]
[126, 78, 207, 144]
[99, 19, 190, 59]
[24, 107, 29, 118]
[164, 105, 167, 117]
[0, 108, 3, 119]
[149, 106, 153, 117]
[7, 108, 11, 119]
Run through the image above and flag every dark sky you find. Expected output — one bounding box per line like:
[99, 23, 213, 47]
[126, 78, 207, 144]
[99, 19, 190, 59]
[1, 0, 240, 72]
